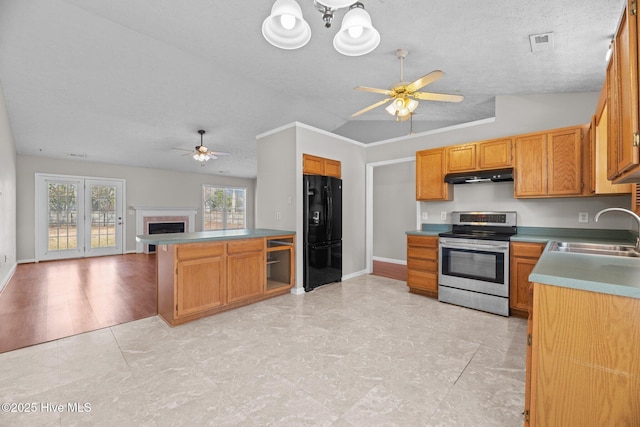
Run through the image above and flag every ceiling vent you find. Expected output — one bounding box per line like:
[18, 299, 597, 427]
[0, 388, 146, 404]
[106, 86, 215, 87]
[529, 32, 554, 52]
[67, 152, 87, 159]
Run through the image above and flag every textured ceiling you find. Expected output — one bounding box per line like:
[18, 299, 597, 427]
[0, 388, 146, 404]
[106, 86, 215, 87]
[0, 0, 624, 178]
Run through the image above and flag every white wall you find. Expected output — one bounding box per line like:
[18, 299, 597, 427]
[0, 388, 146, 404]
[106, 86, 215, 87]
[16, 156, 256, 261]
[0, 83, 17, 291]
[372, 161, 416, 260]
[256, 123, 367, 293]
[368, 93, 635, 262]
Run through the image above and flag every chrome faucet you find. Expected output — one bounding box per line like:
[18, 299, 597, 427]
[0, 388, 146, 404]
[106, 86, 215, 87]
[594, 207, 640, 250]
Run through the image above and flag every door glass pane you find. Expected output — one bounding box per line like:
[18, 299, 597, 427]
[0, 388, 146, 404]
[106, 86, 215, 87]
[90, 184, 117, 248]
[48, 183, 78, 251]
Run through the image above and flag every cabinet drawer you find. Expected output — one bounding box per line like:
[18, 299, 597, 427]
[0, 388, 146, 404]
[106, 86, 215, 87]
[511, 242, 545, 258]
[227, 238, 264, 254]
[407, 258, 437, 272]
[407, 270, 438, 291]
[407, 235, 438, 248]
[407, 247, 437, 260]
[177, 242, 225, 260]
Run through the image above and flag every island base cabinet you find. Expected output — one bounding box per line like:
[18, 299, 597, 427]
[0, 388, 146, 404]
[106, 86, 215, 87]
[526, 283, 640, 426]
[156, 235, 294, 326]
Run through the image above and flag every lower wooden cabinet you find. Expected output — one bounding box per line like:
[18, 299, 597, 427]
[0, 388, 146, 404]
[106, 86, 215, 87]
[525, 283, 640, 425]
[157, 235, 294, 326]
[406, 235, 438, 297]
[227, 239, 264, 304]
[176, 252, 226, 317]
[509, 242, 545, 317]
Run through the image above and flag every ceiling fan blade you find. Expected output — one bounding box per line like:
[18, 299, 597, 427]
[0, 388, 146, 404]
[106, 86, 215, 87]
[351, 98, 393, 117]
[413, 92, 464, 103]
[208, 151, 230, 156]
[172, 147, 192, 152]
[354, 86, 393, 96]
[406, 70, 444, 93]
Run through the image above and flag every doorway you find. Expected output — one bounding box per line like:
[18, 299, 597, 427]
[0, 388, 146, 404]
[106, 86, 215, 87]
[36, 174, 125, 261]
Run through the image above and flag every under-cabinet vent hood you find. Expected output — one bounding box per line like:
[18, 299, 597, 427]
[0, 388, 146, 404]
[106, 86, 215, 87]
[444, 168, 513, 184]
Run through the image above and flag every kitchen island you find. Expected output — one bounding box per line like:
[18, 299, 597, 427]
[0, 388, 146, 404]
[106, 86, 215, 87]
[524, 242, 640, 426]
[136, 229, 295, 326]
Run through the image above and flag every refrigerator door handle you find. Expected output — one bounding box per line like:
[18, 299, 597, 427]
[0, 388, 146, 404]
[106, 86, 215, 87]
[326, 186, 333, 240]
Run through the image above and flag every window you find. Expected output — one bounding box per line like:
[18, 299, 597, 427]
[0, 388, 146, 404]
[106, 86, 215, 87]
[203, 185, 246, 230]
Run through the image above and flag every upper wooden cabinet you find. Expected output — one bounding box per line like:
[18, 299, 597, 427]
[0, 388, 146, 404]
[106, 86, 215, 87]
[607, 0, 640, 183]
[416, 148, 452, 201]
[591, 84, 632, 194]
[446, 138, 512, 172]
[303, 154, 341, 178]
[514, 125, 588, 198]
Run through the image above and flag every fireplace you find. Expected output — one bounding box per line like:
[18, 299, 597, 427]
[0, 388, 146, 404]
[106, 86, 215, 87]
[147, 221, 186, 253]
[132, 207, 197, 253]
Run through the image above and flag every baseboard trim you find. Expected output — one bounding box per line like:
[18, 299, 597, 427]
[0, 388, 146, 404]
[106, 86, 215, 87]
[372, 259, 407, 281]
[18, 259, 36, 264]
[342, 269, 368, 281]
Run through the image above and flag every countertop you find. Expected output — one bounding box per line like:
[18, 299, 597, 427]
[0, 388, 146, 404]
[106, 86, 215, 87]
[530, 241, 640, 299]
[136, 228, 295, 245]
[406, 225, 640, 299]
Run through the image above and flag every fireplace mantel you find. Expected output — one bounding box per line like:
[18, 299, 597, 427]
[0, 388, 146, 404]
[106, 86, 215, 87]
[133, 206, 197, 253]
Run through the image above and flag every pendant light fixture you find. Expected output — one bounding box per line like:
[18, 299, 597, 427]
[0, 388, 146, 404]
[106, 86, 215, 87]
[333, 3, 380, 56]
[262, 0, 379, 56]
[262, 0, 311, 50]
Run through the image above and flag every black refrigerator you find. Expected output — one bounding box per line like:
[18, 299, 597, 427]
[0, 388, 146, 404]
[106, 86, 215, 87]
[303, 174, 342, 292]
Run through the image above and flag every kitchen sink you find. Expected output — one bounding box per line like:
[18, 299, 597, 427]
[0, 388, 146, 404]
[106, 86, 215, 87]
[548, 241, 640, 257]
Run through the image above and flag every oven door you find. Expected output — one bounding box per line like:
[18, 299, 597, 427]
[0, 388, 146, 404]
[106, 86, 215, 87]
[438, 237, 509, 297]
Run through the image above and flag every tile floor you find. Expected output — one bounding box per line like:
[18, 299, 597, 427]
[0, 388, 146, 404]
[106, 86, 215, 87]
[0, 275, 527, 426]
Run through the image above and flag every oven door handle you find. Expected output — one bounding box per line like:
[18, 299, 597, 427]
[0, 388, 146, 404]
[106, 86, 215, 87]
[440, 242, 508, 252]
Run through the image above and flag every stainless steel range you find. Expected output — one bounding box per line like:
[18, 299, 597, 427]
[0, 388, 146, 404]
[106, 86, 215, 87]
[438, 211, 517, 316]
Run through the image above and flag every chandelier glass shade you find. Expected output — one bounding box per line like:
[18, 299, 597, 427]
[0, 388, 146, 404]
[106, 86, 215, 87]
[262, 0, 379, 56]
[262, 0, 311, 50]
[333, 6, 379, 56]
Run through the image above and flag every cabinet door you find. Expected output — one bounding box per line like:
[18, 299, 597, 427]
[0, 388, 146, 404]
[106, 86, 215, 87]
[607, 49, 621, 180]
[227, 250, 265, 303]
[613, 2, 640, 176]
[510, 256, 538, 314]
[416, 148, 451, 201]
[514, 133, 547, 197]
[176, 256, 226, 317]
[324, 159, 342, 178]
[446, 144, 476, 172]
[477, 138, 513, 170]
[510, 242, 544, 316]
[303, 154, 325, 175]
[547, 127, 583, 196]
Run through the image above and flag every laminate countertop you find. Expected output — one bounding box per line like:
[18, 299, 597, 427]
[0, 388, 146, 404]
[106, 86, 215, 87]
[136, 228, 295, 245]
[406, 225, 640, 299]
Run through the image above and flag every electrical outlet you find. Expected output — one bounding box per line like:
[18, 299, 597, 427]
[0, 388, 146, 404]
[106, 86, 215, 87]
[440, 211, 447, 220]
[578, 212, 588, 223]
[421, 212, 428, 220]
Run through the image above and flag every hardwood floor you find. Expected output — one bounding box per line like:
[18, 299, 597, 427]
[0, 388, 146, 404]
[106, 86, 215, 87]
[0, 254, 157, 354]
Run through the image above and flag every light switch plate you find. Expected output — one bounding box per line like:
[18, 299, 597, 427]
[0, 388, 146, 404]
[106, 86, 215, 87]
[578, 212, 588, 223]
[421, 212, 428, 220]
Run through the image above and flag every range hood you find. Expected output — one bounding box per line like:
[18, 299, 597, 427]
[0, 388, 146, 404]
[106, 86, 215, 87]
[444, 168, 514, 184]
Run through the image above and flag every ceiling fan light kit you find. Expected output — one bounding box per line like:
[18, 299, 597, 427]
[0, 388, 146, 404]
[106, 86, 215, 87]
[262, 0, 379, 56]
[352, 49, 464, 120]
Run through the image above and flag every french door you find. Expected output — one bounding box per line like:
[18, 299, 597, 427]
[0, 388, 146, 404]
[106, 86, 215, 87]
[36, 174, 125, 261]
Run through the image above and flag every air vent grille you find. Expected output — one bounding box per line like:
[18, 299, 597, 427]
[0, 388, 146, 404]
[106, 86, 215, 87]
[529, 32, 555, 52]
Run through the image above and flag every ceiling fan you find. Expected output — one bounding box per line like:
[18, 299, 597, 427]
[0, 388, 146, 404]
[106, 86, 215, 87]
[173, 130, 230, 164]
[352, 48, 464, 121]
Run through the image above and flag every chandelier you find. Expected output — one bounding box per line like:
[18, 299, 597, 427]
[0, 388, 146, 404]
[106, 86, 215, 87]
[262, 0, 380, 56]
